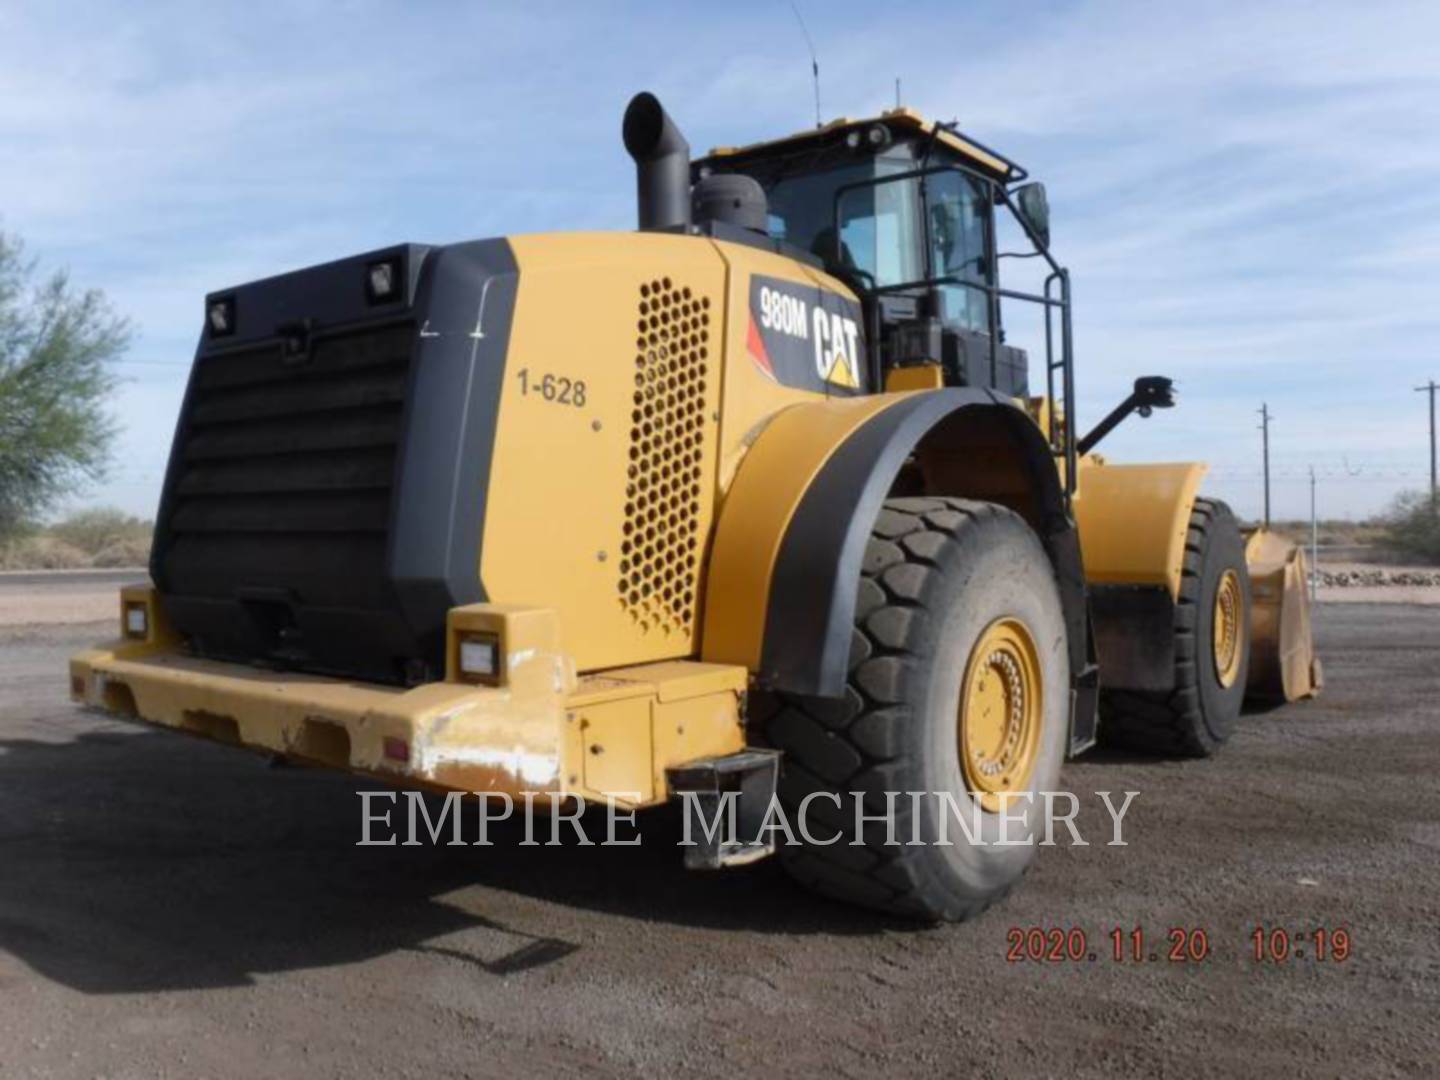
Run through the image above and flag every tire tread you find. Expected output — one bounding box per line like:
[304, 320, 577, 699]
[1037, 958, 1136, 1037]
[757, 497, 1028, 922]
[1100, 497, 1240, 757]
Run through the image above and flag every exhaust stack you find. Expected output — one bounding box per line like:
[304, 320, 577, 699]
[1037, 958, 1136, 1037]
[623, 92, 691, 232]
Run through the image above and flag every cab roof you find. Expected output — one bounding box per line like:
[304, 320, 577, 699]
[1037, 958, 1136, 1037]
[698, 107, 1027, 184]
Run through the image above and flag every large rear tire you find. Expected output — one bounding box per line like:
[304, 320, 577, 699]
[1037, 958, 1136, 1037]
[1101, 497, 1251, 757]
[753, 497, 1069, 922]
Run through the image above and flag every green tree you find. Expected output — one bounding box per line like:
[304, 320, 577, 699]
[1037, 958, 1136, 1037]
[0, 227, 131, 536]
[1378, 489, 1440, 564]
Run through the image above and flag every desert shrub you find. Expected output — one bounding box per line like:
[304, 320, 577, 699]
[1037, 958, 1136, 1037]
[1378, 491, 1440, 564]
[47, 507, 151, 557]
[0, 507, 152, 568]
[0, 535, 91, 570]
[90, 536, 152, 567]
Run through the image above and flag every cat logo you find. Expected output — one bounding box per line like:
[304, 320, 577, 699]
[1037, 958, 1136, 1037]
[814, 309, 861, 389]
[748, 275, 866, 395]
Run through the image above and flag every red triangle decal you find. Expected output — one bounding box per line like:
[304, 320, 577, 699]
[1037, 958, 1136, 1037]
[746, 315, 777, 382]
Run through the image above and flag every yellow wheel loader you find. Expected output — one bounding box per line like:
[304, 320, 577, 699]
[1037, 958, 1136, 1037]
[70, 92, 1320, 921]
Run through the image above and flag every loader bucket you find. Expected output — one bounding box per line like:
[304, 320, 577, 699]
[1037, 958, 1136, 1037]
[1243, 529, 1323, 703]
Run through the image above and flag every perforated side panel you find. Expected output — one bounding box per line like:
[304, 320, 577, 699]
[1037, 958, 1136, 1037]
[619, 277, 713, 636]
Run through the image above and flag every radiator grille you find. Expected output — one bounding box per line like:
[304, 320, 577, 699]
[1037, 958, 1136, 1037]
[162, 323, 413, 612]
[618, 278, 711, 636]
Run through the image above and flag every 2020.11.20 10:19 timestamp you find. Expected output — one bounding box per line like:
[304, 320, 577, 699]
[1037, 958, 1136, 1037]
[1004, 926, 1352, 964]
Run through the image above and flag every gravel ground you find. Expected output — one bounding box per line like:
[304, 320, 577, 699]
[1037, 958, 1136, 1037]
[0, 604, 1437, 1078]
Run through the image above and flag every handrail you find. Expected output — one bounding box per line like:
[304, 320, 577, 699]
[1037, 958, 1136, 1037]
[829, 163, 1077, 497]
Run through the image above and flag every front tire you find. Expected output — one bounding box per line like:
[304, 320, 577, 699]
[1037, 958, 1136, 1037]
[754, 497, 1069, 922]
[1101, 497, 1251, 757]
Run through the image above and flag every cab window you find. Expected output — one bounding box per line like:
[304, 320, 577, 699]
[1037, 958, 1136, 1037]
[833, 168, 993, 333]
[745, 157, 919, 277]
[926, 170, 992, 333]
[837, 174, 925, 288]
[758, 161, 874, 261]
[727, 152, 994, 335]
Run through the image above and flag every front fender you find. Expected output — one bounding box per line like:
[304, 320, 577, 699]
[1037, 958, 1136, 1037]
[1074, 459, 1205, 693]
[1073, 459, 1207, 599]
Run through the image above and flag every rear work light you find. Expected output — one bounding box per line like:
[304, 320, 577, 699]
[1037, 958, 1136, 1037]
[457, 633, 501, 685]
[123, 602, 148, 639]
[206, 296, 235, 337]
[365, 257, 401, 304]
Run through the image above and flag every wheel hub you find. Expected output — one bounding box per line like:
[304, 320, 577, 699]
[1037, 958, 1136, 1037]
[1212, 568, 1243, 689]
[959, 617, 1043, 813]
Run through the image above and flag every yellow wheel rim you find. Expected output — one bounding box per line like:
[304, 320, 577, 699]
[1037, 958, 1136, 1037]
[1212, 568, 1244, 689]
[959, 617, 1043, 814]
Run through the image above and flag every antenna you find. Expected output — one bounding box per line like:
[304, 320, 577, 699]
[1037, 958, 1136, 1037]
[787, 0, 822, 128]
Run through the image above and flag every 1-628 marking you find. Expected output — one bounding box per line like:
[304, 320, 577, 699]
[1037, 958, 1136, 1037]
[515, 368, 587, 407]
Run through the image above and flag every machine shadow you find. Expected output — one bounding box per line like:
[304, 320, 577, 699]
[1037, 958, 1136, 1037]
[1076, 698, 1291, 765]
[0, 721, 908, 996]
[1072, 743, 1181, 766]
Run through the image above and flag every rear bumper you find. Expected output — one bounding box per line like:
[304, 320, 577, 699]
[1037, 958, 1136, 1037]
[70, 643, 574, 797]
[72, 591, 749, 808]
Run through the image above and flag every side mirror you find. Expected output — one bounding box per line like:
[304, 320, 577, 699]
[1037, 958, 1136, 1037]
[1132, 375, 1176, 416]
[1014, 182, 1051, 249]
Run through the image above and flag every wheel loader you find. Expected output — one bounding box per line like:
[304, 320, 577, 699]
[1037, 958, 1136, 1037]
[70, 92, 1321, 921]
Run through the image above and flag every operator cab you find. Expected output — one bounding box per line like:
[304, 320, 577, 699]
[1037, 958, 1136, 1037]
[693, 109, 1057, 400]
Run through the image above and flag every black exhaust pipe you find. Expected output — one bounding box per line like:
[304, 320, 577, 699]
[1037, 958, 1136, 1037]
[623, 92, 691, 232]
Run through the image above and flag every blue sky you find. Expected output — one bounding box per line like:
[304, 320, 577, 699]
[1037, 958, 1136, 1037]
[3, 0, 1437, 521]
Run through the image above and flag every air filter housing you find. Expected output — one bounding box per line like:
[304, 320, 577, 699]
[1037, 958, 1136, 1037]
[692, 174, 768, 235]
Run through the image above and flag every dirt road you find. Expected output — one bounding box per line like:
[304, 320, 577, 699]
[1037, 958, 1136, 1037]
[0, 569, 146, 627]
[1, 606, 1437, 1078]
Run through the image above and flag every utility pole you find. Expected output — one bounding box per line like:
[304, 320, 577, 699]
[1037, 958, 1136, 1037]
[1258, 403, 1272, 527]
[1418, 380, 1438, 515]
[1309, 466, 1318, 602]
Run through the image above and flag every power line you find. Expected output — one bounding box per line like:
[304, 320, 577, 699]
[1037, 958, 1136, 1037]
[1205, 467, 1428, 480]
[1417, 379, 1438, 514]
[1257, 403, 1272, 527]
[1308, 465, 1318, 602]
